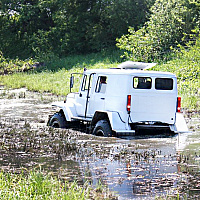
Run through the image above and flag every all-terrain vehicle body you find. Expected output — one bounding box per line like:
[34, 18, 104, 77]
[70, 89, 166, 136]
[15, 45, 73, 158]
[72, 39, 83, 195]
[48, 61, 188, 136]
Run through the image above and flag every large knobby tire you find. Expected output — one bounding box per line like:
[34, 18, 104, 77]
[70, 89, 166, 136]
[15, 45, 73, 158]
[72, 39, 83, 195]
[48, 112, 68, 128]
[93, 120, 112, 137]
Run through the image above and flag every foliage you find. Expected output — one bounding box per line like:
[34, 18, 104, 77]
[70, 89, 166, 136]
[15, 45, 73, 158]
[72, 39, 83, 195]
[0, 170, 86, 199]
[116, 0, 200, 62]
[0, 0, 155, 59]
[116, 27, 154, 62]
[0, 51, 36, 74]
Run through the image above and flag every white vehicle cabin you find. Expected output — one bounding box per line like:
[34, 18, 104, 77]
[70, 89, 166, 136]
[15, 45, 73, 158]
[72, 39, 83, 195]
[48, 61, 188, 136]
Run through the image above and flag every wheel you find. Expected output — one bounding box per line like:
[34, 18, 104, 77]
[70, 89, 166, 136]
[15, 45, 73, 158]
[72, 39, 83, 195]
[93, 120, 112, 137]
[48, 112, 68, 128]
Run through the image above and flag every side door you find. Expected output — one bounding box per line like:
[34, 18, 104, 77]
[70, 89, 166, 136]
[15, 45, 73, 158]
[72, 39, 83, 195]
[87, 75, 107, 117]
[75, 73, 94, 117]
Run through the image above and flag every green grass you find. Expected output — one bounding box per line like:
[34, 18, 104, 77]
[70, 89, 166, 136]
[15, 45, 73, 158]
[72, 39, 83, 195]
[0, 47, 199, 110]
[0, 170, 87, 199]
[0, 49, 121, 95]
[0, 170, 115, 200]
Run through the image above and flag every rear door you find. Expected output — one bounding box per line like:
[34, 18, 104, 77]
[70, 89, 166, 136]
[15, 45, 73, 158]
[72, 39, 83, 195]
[130, 76, 177, 124]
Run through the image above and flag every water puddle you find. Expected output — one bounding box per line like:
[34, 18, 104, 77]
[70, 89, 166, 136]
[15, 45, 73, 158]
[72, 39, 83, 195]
[0, 87, 200, 199]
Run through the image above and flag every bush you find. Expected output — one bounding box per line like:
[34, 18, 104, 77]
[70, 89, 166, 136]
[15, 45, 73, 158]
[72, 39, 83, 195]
[0, 52, 37, 75]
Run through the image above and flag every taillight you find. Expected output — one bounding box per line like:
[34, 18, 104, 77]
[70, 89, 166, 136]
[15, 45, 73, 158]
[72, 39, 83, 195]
[177, 97, 181, 112]
[127, 95, 131, 113]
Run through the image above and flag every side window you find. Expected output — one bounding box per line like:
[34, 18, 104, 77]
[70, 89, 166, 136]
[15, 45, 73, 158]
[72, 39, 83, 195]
[133, 77, 152, 89]
[81, 74, 94, 91]
[81, 75, 87, 91]
[155, 78, 173, 90]
[95, 76, 107, 93]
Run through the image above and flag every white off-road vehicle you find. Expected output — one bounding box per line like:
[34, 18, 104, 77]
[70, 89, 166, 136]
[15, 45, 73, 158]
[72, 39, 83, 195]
[48, 61, 188, 136]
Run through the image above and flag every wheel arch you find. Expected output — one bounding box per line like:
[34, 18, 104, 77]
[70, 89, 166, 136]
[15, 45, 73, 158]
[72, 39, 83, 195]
[51, 101, 77, 121]
[48, 112, 68, 128]
[91, 111, 127, 133]
[91, 111, 110, 128]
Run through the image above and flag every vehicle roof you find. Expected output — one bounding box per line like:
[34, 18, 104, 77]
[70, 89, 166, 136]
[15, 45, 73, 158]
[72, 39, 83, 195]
[84, 68, 176, 77]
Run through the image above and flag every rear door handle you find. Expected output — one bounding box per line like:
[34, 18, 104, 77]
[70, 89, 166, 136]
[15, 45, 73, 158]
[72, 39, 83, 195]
[101, 98, 105, 100]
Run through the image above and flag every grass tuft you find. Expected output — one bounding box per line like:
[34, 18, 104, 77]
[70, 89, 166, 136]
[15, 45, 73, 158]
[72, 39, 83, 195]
[0, 170, 87, 199]
[0, 169, 117, 200]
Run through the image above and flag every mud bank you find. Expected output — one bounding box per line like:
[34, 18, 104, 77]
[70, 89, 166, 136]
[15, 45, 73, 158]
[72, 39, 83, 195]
[0, 87, 200, 200]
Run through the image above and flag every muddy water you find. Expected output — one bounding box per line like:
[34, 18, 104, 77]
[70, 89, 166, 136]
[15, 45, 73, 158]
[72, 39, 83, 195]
[0, 87, 200, 199]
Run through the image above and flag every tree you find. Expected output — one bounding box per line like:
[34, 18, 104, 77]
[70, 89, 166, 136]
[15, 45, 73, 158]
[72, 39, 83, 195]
[0, 0, 155, 59]
[0, 0, 56, 58]
[116, 0, 200, 62]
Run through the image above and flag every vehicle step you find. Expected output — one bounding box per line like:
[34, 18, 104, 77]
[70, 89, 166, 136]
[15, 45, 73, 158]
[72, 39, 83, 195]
[136, 125, 169, 129]
[71, 116, 92, 122]
[115, 130, 135, 136]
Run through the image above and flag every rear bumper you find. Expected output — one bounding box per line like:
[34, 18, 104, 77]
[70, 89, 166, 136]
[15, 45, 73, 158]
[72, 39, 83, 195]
[114, 124, 171, 136]
[129, 123, 171, 131]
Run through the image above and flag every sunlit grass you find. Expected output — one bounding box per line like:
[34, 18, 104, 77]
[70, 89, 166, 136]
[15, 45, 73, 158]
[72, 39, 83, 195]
[0, 48, 199, 110]
[0, 50, 120, 95]
[0, 170, 88, 200]
[0, 169, 117, 200]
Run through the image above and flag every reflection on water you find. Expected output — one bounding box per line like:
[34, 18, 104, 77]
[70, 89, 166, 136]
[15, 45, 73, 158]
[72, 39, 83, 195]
[78, 136, 180, 199]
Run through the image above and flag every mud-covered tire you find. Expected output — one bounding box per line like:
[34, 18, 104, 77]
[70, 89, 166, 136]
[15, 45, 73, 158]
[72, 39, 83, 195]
[48, 112, 68, 128]
[93, 120, 112, 137]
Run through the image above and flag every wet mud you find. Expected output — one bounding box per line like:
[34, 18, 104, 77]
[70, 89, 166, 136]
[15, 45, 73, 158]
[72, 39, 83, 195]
[0, 86, 200, 199]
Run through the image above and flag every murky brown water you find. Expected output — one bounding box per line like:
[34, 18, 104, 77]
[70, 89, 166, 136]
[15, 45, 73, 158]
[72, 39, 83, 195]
[0, 87, 200, 199]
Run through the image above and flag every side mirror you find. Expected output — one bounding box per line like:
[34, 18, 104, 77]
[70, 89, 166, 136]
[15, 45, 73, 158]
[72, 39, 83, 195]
[70, 76, 74, 90]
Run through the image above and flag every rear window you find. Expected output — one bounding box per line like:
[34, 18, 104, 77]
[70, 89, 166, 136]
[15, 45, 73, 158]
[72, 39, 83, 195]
[155, 78, 173, 90]
[133, 77, 152, 89]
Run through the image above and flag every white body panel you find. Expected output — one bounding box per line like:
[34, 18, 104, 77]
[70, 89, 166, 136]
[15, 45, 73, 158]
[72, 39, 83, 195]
[52, 100, 77, 121]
